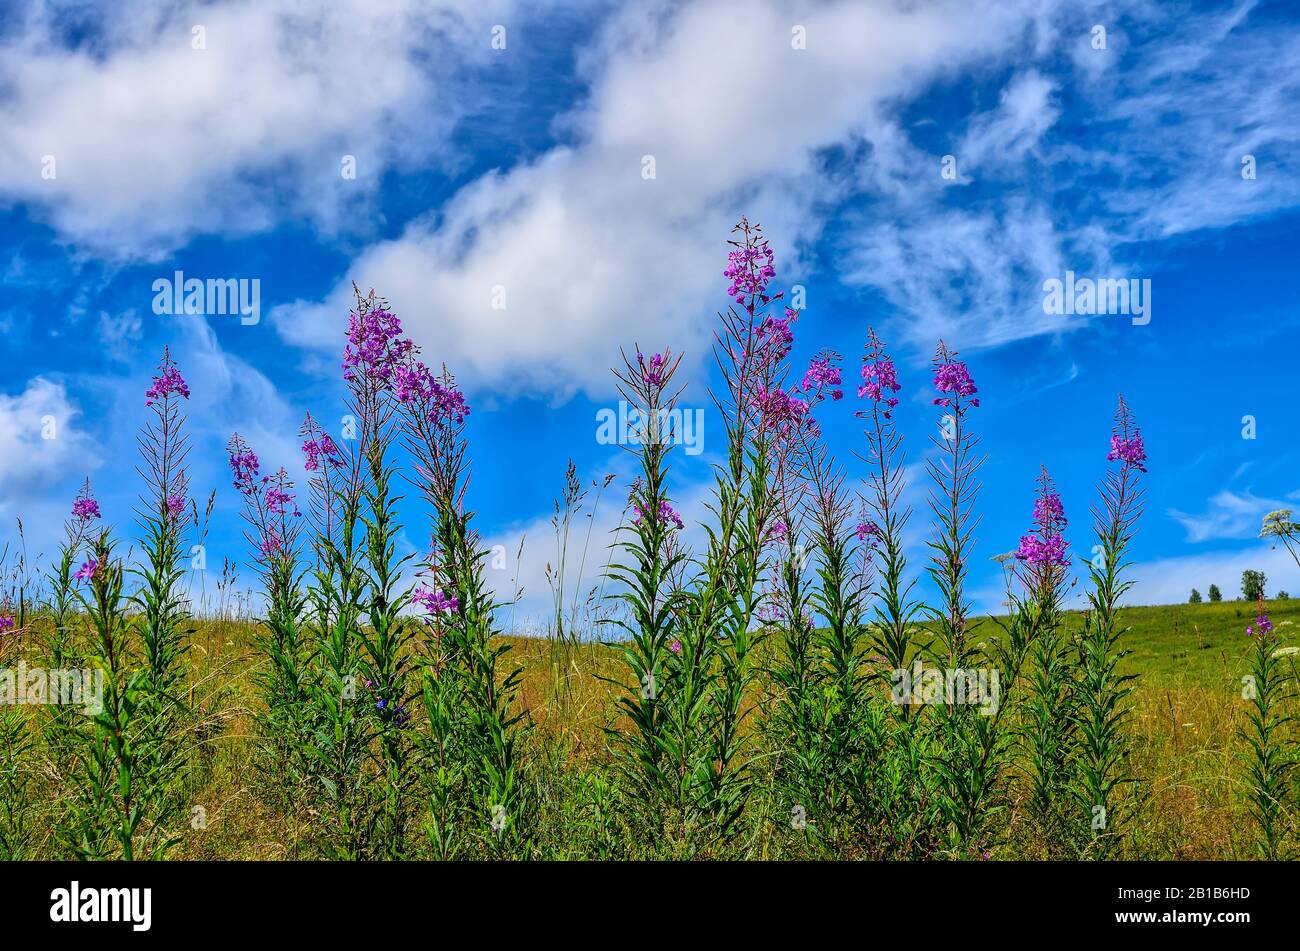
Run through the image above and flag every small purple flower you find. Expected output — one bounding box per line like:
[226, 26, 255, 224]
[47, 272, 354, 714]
[1107, 396, 1148, 473]
[801, 355, 844, 401]
[0, 614, 14, 633]
[855, 521, 881, 543]
[342, 307, 415, 387]
[227, 435, 261, 495]
[638, 352, 668, 387]
[72, 495, 101, 522]
[265, 484, 299, 518]
[74, 559, 98, 583]
[302, 434, 341, 472]
[633, 500, 685, 531]
[724, 218, 781, 314]
[165, 494, 186, 518]
[1107, 434, 1148, 472]
[1252, 614, 1274, 637]
[932, 360, 979, 408]
[259, 530, 283, 559]
[145, 361, 191, 406]
[668, 639, 682, 655]
[413, 585, 459, 615]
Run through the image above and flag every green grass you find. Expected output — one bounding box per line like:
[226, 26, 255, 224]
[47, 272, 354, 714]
[4, 596, 1297, 859]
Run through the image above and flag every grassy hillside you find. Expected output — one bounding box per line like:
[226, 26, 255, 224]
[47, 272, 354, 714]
[4, 597, 1296, 860]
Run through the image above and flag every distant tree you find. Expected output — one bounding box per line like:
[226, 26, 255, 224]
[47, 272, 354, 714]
[1208, 584, 1223, 602]
[1279, 591, 1291, 600]
[1189, 588, 1202, 603]
[1242, 569, 1267, 602]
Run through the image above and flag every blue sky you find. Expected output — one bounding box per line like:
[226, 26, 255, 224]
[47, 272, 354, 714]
[2, 0, 1299, 623]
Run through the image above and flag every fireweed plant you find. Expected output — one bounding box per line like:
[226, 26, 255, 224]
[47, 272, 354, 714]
[1240, 605, 1293, 859]
[397, 340, 532, 858]
[1016, 467, 1079, 857]
[228, 435, 311, 809]
[1070, 397, 1145, 857]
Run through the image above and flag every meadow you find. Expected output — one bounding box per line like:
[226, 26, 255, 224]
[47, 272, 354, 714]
[2, 218, 1299, 862]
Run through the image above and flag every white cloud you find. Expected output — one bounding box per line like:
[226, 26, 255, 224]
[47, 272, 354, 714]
[1168, 488, 1293, 544]
[0, 376, 100, 510]
[273, 0, 1061, 398]
[0, 0, 518, 259]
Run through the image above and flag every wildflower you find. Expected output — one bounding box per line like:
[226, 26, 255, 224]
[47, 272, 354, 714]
[1253, 614, 1274, 637]
[1015, 470, 1070, 569]
[145, 361, 191, 406]
[74, 559, 98, 583]
[259, 531, 283, 559]
[801, 354, 844, 401]
[633, 500, 685, 531]
[0, 614, 14, 633]
[724, 218, 780, 314]
[302, 434, 341, 472]
[932, 359, 979, 408]
[342, 307, 414, 387]
[668, 640, 682, 654]
[72, 495, 101, 521]
[1107, 395, 1148, 472]
[766, 520, 789, 544]
[638, 352, 667, 387]
[165, 494, 186, 518]
[756, 308, 798, 362]
[855, 521, 881, 543]
[1107, 434, 1147, 472]
[265, 484, 299, 518]
[227, 435, 261, 495]
[413, 585, 459, 615]
[749, 386, 810, 434]
[858, 344, 901, 415]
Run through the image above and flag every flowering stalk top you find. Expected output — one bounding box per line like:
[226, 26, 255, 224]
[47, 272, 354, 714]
[227, 434, 261, 496]
[932, 342, 979, 408]
[1247, 613, 1274, 637]
[342, 306, 415, 388]
[1107, 396, 1147, 472]
[145, 347, 191, 406]
[72, 484, 101, 522]
[1015, 467, 1070, 585]
[724, 217, 782, 315]
[857, 328, 902, 417]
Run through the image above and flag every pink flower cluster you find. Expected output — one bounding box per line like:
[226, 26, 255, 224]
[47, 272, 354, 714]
[801, 355, 843, 401]
[413, 585, 459, 615]
[855, 521, 881, 543]
[757, 309, 798, 363]
[634, 500, 685, 531]
[749, 385, 810, 435]
[932, 360, 979, 408]
[724, 228, 778, 314]
[638, 352, 668, 387]
[302, 434, 341, 472]
[166, 494, 186, 518]
[265, 484, 300, 518]
[228, 446, 261, 496]
[342, 308, 415, 387]
[1015, 476, 1069, 569]
[72, 495, 101, 522]
[1107, 434, 1147, 472]
[1246, 614, 1274, 637]
[393, 361, 471, 425]
[859, 354, 901, 414]
[0, 614, 14, 633]
[145, 365, 191, 406]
